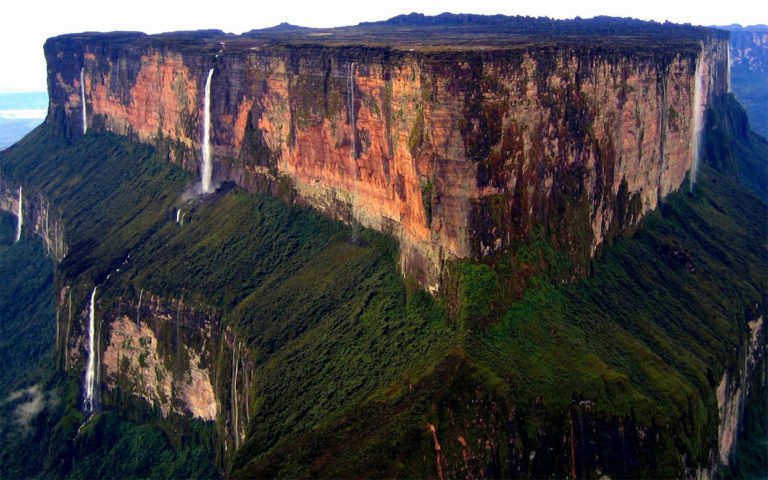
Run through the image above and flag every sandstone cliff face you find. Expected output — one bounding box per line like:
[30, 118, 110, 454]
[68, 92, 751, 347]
[55, 282, 252, 455]
[44, 32, 729, 289]
[715, 315, 765, 466]
[56, 286, 219, 420]
[0, 176, 67, 262]
[417, 313, 766, 480]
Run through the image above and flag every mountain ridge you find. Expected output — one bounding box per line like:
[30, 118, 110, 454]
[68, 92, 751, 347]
[0, 13, 765, 479]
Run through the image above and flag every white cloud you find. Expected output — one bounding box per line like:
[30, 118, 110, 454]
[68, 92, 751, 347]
[0, 109, 48, 120]
[5, 385, 46, 432]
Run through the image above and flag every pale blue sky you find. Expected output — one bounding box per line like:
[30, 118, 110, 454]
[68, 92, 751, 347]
[0, 0, 764, 92]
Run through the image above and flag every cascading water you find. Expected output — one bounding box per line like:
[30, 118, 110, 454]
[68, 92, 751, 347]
[727, 44, 732, 93]
[689, 53, 705, 192]
[347, 62, 356, 159]
[347, 62, 360, 242]
[83, 287, 97, 412]
[136, 288, 143, 327]
[176, 208, 181, 224]
[15, 187, 22, 243]
[201, 68, 215, 193]
[80, 67, 87, 135]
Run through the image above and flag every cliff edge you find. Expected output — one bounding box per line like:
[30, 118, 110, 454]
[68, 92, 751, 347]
[44, 16, 729, 290]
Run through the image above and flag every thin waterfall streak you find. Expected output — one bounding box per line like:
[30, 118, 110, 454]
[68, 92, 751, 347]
[348, 62, 356, 158]
[348, 62, 361, 241]
[244, 369, 250, 422]
[55, 309, 60, 354]
[201, 68, 215, 193]
[80, 68, 87, 134]
[15, 187, 22, 242]
[690, 52, 704, 192]
[136, 288, 143, 327]
[44, 208, 49, 253]
[66, 290, 72, 370]
[727, 43, 732, 93]
[84, 287, 97, 412]
[232, 343, 239, 448]
[96, 319, 102, 410]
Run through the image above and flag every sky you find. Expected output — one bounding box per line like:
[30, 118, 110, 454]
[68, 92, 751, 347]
[0, 0, 765, 93]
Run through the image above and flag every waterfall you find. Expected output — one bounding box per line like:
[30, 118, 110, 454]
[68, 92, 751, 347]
[80, 68, 87, 135]
[727, 44, 732, 93]
[136, 288, 143, 327]
[201, 68, 215, 193]
[83, 287, 97, 412]
[15, 187, 22, 243]
[65, 290, 73, 370]
[232, 342, 240, 448]
[347, 62, 356, 158]
[175, 209, 181, 224]
[689, 54, 705, 192]
[348, 62, 360, 242]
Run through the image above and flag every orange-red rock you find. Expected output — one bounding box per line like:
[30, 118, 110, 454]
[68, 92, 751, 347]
[44, 34, 729, 289]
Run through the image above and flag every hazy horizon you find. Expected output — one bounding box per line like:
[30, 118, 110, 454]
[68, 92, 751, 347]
[0, 91, 47, 149]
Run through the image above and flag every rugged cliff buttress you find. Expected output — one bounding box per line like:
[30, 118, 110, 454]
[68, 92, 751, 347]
[44, 17, 729, 291]
[0, 14, 766, 479]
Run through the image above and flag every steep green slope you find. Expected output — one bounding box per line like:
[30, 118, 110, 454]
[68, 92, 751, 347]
[0, 373, 220, 479]
[0, 211, 55, 396]
[228, 97, 767, 479]
[0, 94, 765, 478]
[0, 124, 457, 477]
[234, 164, 766, 479]
[0, 132, 222, 479]
[703, 94, 768, 200]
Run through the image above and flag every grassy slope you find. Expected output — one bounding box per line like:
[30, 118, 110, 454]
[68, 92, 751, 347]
[703, 94, 768, 201]
[0, 125, 457, 477]
[0, 211, 55, 397]
[470, 165, 766, 468]
[234, 167, 766, 478]
[0, 114, 765, 478]
[0, 223, 218, 477]
[0, 128, 217, 479]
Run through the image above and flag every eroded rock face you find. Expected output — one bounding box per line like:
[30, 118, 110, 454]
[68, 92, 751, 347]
[63, 290, 220, 421]
[0, 176, 67, 262]
[102, 315, 217, 420]
[716, 315, 765, 466]
[44, 32, 728, 289]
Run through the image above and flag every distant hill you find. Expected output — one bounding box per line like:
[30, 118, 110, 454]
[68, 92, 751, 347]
[0, 92, 47, 151]
[720, 25, 768, 138]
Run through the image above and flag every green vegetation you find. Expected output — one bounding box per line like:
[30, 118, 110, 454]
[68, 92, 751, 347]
[474, 162, 765, 445]
[0, 128, 217, 479]
[0, 217, 218, 479]
[0, 372, 219, 479]
[64, 412, 218, 479]
[0, 124, 458, 476]
[236, 165, 766, 478]
[408, 105, 424, 159]
[0, 89, 765, 478]
[703, 94, 768, 201]
[0, 211, 55, 396]
[420, 178, 433, 227]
